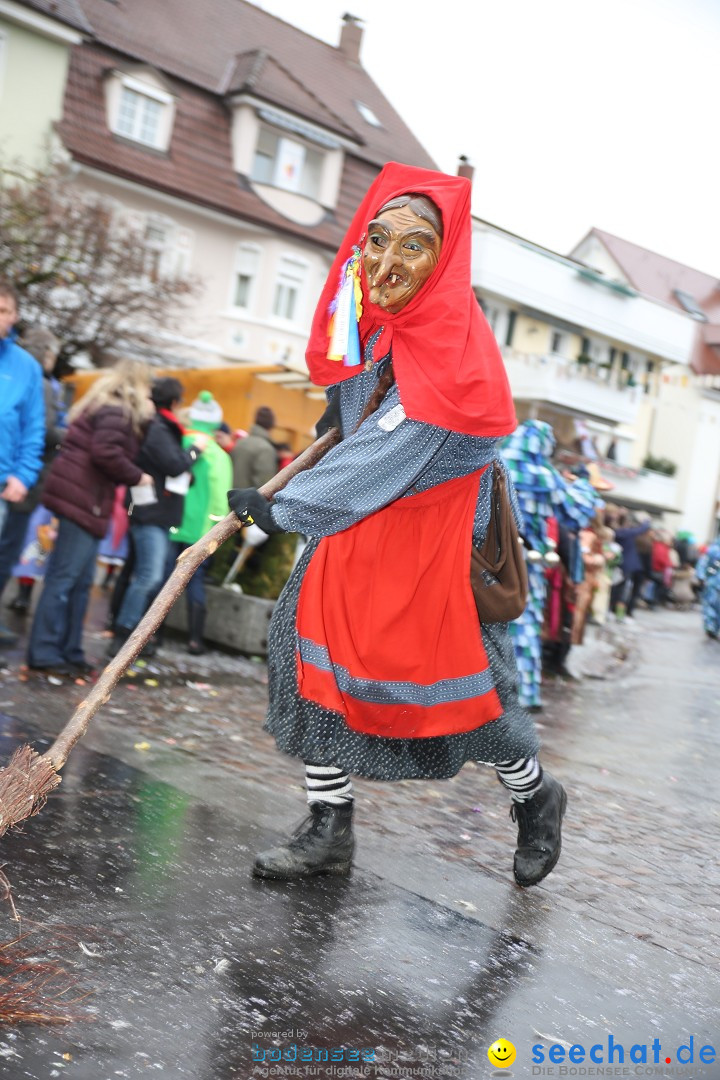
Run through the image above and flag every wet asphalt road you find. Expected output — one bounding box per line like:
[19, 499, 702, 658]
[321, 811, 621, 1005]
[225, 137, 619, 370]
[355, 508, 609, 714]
[0, 598, 717, 1080]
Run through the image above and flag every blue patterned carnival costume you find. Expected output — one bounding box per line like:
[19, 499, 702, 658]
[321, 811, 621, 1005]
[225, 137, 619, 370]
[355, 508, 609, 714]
[500, 421, 602, 708]
[696, 542, 720, 638]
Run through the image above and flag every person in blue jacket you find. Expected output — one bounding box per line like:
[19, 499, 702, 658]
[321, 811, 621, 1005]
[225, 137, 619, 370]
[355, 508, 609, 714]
[0, 282, 45, 551]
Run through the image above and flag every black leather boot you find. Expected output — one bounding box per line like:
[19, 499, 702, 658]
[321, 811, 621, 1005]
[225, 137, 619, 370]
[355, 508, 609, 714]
[253, 801, 355, 879]
[510, 774, 567, 887]
[187, 603, 206, 655]
[8, 581, 32, 614]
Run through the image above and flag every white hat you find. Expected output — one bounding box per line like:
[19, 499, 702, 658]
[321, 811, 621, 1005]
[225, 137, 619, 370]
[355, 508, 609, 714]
[188, 390, 223, 430]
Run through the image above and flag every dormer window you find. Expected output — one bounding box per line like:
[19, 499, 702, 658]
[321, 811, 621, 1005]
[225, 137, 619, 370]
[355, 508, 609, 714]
[251, 127, 323, 200]
[107, 70, 175, 152]
[230, 99, 345, 223]
[117, 86, 163, 146]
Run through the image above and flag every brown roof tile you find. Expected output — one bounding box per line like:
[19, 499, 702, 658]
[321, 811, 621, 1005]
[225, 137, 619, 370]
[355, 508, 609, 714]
[222, 48, 269, 95]
[57, 42, 380, 249]
[590, 228, 719, 311]
[73, 0, 435, 170]
[702, 324, 720, 347]
[20, 0, 92, 34]
[224, 50, 358, 141]
[587, 228, 720, 375]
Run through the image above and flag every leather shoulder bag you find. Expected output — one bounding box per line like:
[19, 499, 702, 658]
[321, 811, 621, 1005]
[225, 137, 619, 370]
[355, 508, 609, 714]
[470, 461, 529, 623]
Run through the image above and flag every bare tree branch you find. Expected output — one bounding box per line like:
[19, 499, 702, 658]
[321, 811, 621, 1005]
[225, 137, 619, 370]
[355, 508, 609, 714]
[0, 158, 203, 368]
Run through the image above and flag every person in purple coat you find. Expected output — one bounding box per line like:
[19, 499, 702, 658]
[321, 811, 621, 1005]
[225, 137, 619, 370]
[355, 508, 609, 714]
[27, 360, 154, 678]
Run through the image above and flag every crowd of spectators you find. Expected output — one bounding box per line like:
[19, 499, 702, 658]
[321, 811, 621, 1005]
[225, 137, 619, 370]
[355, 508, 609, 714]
[0, 278, 290, 677]
[0, 281, 715, 686]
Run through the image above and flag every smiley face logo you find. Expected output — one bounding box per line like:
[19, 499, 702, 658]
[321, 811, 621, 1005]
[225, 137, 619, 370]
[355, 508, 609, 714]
[488, 1039, 516, 1068]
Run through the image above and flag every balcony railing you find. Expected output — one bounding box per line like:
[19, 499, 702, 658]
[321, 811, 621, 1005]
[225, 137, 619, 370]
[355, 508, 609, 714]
[555, 450, 679, 513]
[502, 348, 642, 425]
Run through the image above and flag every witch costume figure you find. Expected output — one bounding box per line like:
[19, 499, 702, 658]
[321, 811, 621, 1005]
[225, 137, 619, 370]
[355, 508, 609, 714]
[229, 162, 566, 888]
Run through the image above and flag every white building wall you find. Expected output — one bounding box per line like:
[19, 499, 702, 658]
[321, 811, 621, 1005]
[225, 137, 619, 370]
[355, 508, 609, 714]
[0, 9, 80, 164]
[652, 377, 720, 540]
[74, 167, 331, 370]
[683, 397, 720, 542]
[472, 225, 695, 364]
[570, 235, 631, 282]
[570, 232, 720, 537]
[470, 218, 717, 525]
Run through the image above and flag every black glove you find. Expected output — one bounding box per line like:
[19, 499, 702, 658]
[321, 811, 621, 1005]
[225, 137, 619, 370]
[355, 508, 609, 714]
[227, 488, 284, 533]
[315, 391, 343, 439]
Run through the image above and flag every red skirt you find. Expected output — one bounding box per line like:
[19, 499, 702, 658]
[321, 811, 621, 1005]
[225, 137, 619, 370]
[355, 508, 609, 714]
[295, 469, 503, 738]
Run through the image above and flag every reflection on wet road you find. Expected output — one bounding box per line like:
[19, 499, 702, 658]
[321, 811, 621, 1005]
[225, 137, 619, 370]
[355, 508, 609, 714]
[0, 606, 718, 1078]
[0, 722, 541, 1078]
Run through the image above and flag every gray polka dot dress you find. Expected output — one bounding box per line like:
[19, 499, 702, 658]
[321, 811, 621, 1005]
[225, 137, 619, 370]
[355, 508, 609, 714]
[264, 361, 540, 782]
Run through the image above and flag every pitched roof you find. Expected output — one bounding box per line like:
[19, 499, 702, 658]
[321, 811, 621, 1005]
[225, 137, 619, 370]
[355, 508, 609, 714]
[57, 42, 380, 250]
[17, 0, 92, 33]
[71, 0, 435, 170]
[223, 50, 358, 141]
[586, 228, 720, 376]
[589, 228, 719, 310]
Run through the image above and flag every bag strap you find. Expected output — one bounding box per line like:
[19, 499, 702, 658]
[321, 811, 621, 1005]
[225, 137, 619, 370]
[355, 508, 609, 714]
[473, 461, 510, 576]
[353, 359, 395, 433]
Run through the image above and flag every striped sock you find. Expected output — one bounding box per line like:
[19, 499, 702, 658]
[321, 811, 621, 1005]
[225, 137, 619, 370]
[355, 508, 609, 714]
[495, 755, 543, 803]
[305, 763, 353, 806]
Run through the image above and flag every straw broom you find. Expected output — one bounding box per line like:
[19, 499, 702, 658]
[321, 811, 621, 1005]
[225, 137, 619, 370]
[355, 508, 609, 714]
[0, 926, 94, 1023]
[0, 428, 342, 841]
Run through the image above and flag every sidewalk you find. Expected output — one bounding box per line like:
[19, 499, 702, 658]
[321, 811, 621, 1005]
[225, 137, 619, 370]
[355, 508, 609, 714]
[563, 611, 642, 680]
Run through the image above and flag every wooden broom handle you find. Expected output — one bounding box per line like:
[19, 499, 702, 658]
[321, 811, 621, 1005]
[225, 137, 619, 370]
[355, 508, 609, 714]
[44, 427, 342, 770]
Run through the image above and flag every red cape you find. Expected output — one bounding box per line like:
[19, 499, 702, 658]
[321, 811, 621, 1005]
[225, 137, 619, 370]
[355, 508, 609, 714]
[306, 161, 516, 437]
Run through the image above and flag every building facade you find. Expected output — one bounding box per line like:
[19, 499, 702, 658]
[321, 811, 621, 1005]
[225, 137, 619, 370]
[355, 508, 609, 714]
[4, 0, 437, 442]
[46, 0, 434, 376]
[571, 229, 720, 542]
[470, 216, 700, 531]
[7, 2, 718, 536]
[0, 0, 88, 162]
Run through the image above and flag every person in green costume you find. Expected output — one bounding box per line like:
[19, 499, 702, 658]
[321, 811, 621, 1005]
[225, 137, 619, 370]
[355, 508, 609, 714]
[169, 390, 232, 655]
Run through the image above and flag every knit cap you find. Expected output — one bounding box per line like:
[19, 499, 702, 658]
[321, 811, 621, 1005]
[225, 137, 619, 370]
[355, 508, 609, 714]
[188, 390, 223, 432]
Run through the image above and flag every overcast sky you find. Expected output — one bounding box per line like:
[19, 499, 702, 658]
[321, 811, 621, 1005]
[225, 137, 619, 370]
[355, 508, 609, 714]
[249, 0, 719, 278]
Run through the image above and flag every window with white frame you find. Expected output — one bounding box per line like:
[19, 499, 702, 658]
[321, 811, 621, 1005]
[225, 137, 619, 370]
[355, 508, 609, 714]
[144, 218, 192, 280]
[232, 244, 260, 310]
[251, 127, 323, 199]
[485, 306, 500, 333]
[475, 295, 505, 339]
[272, 256, 308, 322]
[110, 74, 174, 151]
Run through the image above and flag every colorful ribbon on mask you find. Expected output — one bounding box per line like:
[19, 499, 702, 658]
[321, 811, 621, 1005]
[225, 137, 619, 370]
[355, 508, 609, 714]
[327, 245, 363, 367]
